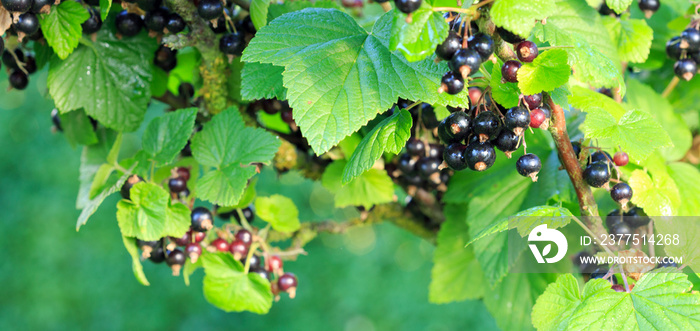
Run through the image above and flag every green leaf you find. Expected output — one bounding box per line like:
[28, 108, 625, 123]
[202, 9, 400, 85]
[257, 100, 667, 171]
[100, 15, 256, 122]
[266, 0, 340, 22]
[322, 160, 394, 209]
[583, 108, 673, 164]
[483, 273, 556, 331]
[99, 0, 112, 20]
[242, 8, 470, 154]
[667, 162, 700, 217]
[116, 182, 190, 241]
[254, 195, 300, 232]
[568, 86, 626, 119]
[191, 106, 280, 206]
[342, 109, 412, 183]
[628, 168, 680, 216]
[655, 215, 700, 273]
[517, 49, 570, 95]
[625, 79, 692, 161]
[390, 5, 449, 62]
[466, 206, 573, 247]
[532, 275, 611, 331]
[490, 58, 521, 108]
[77, 170, 131, 230]
[250, 0, 270, 30]
[429, 204, 485, 304]
[227, 57, 244, 103]
[605, 0, 633, 14]
[47, 18, 158, 132]
[201, 253, 273, 314]
[241, 62, 286, 101]
[142, 108, 197, 166]
[183, 257, 203, 286]
[58, 109, 98, 146]
[122, 236, 150, 286]
[38, 1, 90, 59]
[550, 85, 571, 109]
[490, 0, 556, 37]
[602, 16, 653, 63]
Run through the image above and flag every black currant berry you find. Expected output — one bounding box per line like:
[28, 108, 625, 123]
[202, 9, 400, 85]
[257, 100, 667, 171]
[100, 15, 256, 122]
[154, 45, 177, 71]
[610, 222, 633, 237]
[210, 238, 230, 252]
[598, 3, 619, 16]
[427, 144, 444, 160]
[15, 12, 39, 35]
[605, 209, 624, 230]
[197, 0, 223, 20]
[402, 173, 423, 186]
[590, 267, 617, 284]
[515, 41, 538, 63]
[501, 60, 521, 83]
[9, 70, 29, 90]
[232, 206, 255, 224]
[398, 153, 417, 174]
[278, 273, 298, 297]
[178, 82, 195, 99]
[638, 0, 659, 17]
[443, 143, 468, 171]
[624, 207, 650, 227]
[589, 151, 612, 165]
[529, 108, 547, 129]
[496, 26, 524, 44]
[219, 32, 245, 56]
[472, 111, 501, 142]
[583, 161, 611, 188]
[235, 15, 256, 35]
[437, 111, 471, 144]
[680, 28, 700, 51]
[82, 8, 102, 35]
[149, 244, 166, 263]
[185, 243, 202, 262]
[167, 249, 186, 276]
[115, 11, 143, 37]
[523, 93, 542, 109]
[420, 103, 439, 129]
[613, 152, 628, 166]
[468, 33, 494, 59]
[417, 157, 441, 180]
[51, 108, 62, 132]
[168, 177, 187, 193]
[610, 182, 633, 205]
[166, 13, 186, 33]
[449, 48, 482, 78]
[394, 0, 421, 14]
[120, 174, 145, 200]
[1, 0, 32, 13]
[145, 8, 169, 32]
[31, 0, 52, 12]
[674, 59, 697, 81]
[465, 142, 496, 171]
[137, 239, 159, 258]
[571, 141, 582, 159]
[611, 284, 626, 292]
[504, 106, 530, 136]
[438, 71, 464, 95]
[405, 137, 425, 156]
[2, 49, 23, 71]
[229, 239, 249, 259]
[516, 153, 541, 181]
[235, 229, 253, 247]
[657, 261, 678, 269]
[494, 130, 521, 157]
[252, 268, 271, 281]
[191, 206, 213, 232]
[436, 31, 461, 61]
[281, 110, 294, 124]
[666, 36, 682, 60]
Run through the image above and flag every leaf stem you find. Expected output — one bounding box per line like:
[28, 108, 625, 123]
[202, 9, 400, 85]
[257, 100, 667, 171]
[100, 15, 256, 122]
[243, 242, 259, 273]
[661, 76, 680, 98]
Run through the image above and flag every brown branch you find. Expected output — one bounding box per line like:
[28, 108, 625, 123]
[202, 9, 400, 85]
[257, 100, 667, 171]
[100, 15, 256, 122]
[154, 90, 189, 109]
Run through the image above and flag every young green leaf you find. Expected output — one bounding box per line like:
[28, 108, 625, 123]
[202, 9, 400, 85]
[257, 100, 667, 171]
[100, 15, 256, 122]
[77, 170, 132, 230]
[142, 108, 197, 166]
[38, 1, 90, 60]
[266, 0, 340, 22]
[602, 16, 653, 63]
[47, 17, 158, 132]
[242, 8, 470, 154]
[254, 195, 300, 232]
[116, 182, 191, 241]
[322, 160, 394, 209]
[628, 168, 680, 216]
[549, 85, 571, 110]
[122, 236, 150, 286]
[484, 272, 556, 331]
[342, 109, 412, 183]
[654, 215, 700, 273]
[465, 206, 573, 247]
[390, 5, 449, 62]
[241, 62, 286, 101]
[490, 59, 521, 108]
[531, 275, 610, 330]
[517, 49, 570, 95]
[568, 86, 626, 119]
[605, 0, 633, 14]
[99, 0, 112, 20]
[250, 0, 270, 30]
[58, 109, 98, 146]
[201, 253, 273, 314]
[490, 0, 556, 37]
[667, 162, 700, 217]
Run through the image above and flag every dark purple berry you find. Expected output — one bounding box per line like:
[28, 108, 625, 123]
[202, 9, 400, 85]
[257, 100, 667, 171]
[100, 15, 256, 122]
[465, 141, 496, 171]
[606, 209, 623, 229]
[397, 153, 417, 174]
[610, 183, 633, 205]
[405, 137, 425, 156]
[589, 151, 612, 165]
[680, 28, 700, 51]
[666, 36, 682, 60]
[516, 153, 541, 181]
[449, 48, 482, 78]
[394, 0, 421, 14]
[516, 41, 538, 62]
[472, 111, 501, 142]
[115, 11, 143, 37]
[674, 59, 697, 81]
[191, 206, 213, 232]
[624, 207, 650, 227]
[15, 12, 39, 35]
[439, 71, 464, 95]
[583, 161, 611, 188]
[154, 45, 177, 71]
[443, 143, 468, 171]
[523, 93, 542, 109]
[417, 157, 440, 179]
[278, 272, 298, 297]
[120, 175, 145, 200]
[31, 0, 52, 13]
[1, 0, 32, 13]
[168, 177, 187, 193]
[185, 243, 202, 262]
[178, 82, 194, 99]
[467, 33, 494, 59]
[436, 31, 461, 61]
[148, 244, 166, 263]
[229, 239, 249, 259]
[219, 32, 245, 56]
[166, 13, 186, 33]
[167, 249, 186, 275]
[232, 206, 255, 224]
[235, 229, 253, 247]
[197, 0, 223, 20]
[437, 111, 471, 144]
[504, 106, 530, 136]
[501, 60, 521, 83]
[638, 0, 660, 16]
[82, 8, 102, 34]
[9, 70, 28, 90]
[145, 8, 169, 32]
[494, 130, 521, 157]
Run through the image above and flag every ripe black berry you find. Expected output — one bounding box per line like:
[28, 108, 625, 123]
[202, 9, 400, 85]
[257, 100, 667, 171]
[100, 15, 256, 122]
[465, 141, 496, 171]
[398, 153, 417, 174]
[605, 209, 623, 229]
[281, 109, 294, 124]
[417, 157, 440, 179]
[229, 239, 249, 259]
[252, 268, 271, 281]
[278, 273, 298, 297]
[191, 207, 213, 232]
[402, 173, 423, 186]
[15, 12, 39, 35]
[638, 0, 660, 17]
[405, 138, 425, 156]
[590, 267, 617, 284]
[496, 26, 524, 44]
[523, 93, 542, 109]
[31, 0, 52, 12]
[657, 261, 678, 269]
[449, 48, 482, 78]
[468, 33, 494, 59]
[171, 231, 191, 246]
[443, 143, 468, 171]
[610, 182, 633, 205]
[219, 32, 245, 56]
[232, 206, 255, 224]
[589, 151, 612, 165]
[427, 144, 444, 160]
[145, 8, 169, 32]
[516, 153, 541, 181]
[681, 28, 700, 51]
[137, 239, 159, 258]
[166, 13, 186, 33]
[598, 3, 619, 16]
[9, 70, 29, 90]
[149, 244, 166, 263]
[610, 222, 633, 237]
[472, 111, 501, 142]
[613, 152, 628, 166]
[167, 249, 186, 276]
[394, 0, 421, 14]
[435, 31, 461, 61]
[120, 175, 145, 200]
[154, 45, 177, 71]
[666, 36, 682, 60]
[494, 130, 521, 157]
[51, 108, 62, 131]
[244, 254, 263, 270]
[438, 71, 464, 95]
[2, 49, 24, 71]
[1, 0, 32, 13]
[178, 82, 195, 99]
[516, 41, 538, 62]
[420, 104, 439, 129]
[82, 8, 102, 35]
[235, 15, 256, 35]
[115, 11, 143, 37]
[437, 111, 471, 144]
[674, 59, 697, 81]
[571, 141, 582, 159]
[501, 60, 521, 83]
[504, 106, 530, 136]
[583, 162, 611, 188]
[529, 108, 547, 129]
[185, 243, 202, 262]
[235, 229, 253, 247]
[197, 0, 223, 20]
[168, 177, 187, 193]
[624, 207, 650, 227]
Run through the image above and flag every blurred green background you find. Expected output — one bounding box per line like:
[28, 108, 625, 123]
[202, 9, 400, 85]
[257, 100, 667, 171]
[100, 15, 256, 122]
[0, 70, 499, 330]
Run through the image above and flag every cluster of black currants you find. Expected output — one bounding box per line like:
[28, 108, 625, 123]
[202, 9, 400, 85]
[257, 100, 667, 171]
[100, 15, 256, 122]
[255, 98, 296, 125]
[666, 27, 700, 81]
[599, 0, 659, 18]
[393, 137, 452, 192]
[167, 166, 192, 200]
[435, 21, 494, 96]
[1, 46, 37, 90]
